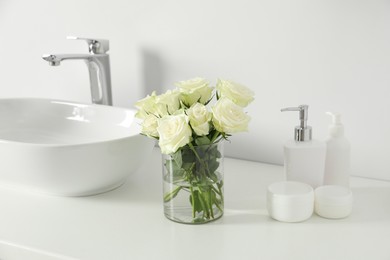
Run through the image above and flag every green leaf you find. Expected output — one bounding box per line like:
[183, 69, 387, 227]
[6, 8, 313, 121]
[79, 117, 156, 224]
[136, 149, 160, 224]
[171, 150, 182, 168]
[182, 162, 194, 171]
[164, 159, 186, 183]
[195, 136, 211, 146]
[164, 186, 182, 203]
[221, 132, 231, 141]
[189, 190, 203, 214]
[208, 160, 220, 175]
[197, 191, 209, 218]
[181, 149, 196, 164]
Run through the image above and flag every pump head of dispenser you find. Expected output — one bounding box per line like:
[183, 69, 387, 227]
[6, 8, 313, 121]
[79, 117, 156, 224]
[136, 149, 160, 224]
[326, 112, 344, 137]
[281, 105, 312, 142]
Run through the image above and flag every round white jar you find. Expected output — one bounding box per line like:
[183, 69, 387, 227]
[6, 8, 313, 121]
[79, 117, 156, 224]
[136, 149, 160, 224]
[267, 181, 314, 222]
[314, 185, 353, 219]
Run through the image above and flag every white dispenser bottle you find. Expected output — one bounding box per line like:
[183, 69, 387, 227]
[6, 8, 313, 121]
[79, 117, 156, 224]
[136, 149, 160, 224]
[323, 112, 351, 187]
[281, 105, 326, 188]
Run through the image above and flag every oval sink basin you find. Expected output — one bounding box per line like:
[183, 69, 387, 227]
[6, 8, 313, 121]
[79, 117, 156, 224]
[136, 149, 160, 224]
[0, 98, 154, 196]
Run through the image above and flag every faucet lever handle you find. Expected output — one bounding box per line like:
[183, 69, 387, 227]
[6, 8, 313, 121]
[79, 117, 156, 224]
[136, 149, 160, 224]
[67, 36, 109, 54]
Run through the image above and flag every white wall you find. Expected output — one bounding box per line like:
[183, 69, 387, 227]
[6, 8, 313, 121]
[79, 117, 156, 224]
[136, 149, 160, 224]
[1, 0, 389, 180]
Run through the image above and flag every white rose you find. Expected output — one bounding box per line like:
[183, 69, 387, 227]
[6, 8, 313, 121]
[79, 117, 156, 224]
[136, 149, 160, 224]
[212, 97, 250, 133]
[135, 89, 181, 118]
[134, 91, 157, 119]
[140, 114, 159, 138]
[187, 103, 212, 136]
[156, 89, 180, 115]
[157, 114, 192, 154]
[175, 77, 213, 106]
[216, 79, 254, 107]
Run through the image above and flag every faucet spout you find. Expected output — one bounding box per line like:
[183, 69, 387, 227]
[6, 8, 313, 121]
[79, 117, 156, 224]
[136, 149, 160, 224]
[42, 54, 61, 66]
[42, 54, 95, 66]
[42, 37, 113, 106]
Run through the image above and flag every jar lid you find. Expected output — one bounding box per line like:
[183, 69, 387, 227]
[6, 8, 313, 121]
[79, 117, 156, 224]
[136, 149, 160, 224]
[314, 185, 353, 219]
[315, 185, 352, 205]
[268, 181, 314, 203]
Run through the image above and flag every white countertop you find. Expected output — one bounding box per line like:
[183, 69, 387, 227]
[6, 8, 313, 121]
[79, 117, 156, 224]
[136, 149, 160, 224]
[0, 148, 390, 260]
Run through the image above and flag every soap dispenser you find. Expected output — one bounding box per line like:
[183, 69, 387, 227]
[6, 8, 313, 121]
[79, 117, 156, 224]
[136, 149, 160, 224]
[281, 105, 326, 188]
[324, 112, 351, 187]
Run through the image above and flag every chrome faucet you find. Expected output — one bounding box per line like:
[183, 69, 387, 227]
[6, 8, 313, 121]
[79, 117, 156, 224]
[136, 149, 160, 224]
[42, 36, 113, 106]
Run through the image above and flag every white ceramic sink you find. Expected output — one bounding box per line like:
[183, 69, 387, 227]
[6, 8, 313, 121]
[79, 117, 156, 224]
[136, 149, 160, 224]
[0, 98, 154, 196]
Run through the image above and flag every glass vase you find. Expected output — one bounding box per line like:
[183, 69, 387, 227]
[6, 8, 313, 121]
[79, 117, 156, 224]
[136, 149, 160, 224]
[162, 142, 224, 224]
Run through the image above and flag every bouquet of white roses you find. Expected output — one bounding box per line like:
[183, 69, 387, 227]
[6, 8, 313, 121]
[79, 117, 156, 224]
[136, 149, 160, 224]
[135, 77, 254, 223]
